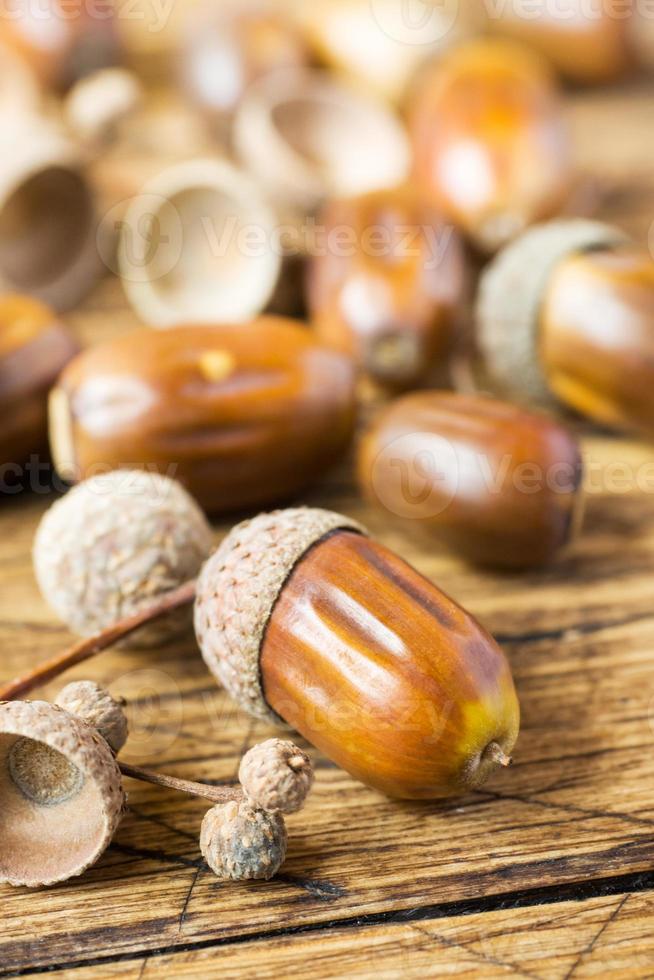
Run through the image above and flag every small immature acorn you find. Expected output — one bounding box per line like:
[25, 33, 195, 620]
[33, 470, 212, 645]
[0, 700, 124, 887]
[358, 391, 584, 570]
[0, 295, 79, 468]
[55, 681, 128, 754]
[477, 219, 654, 436]
[195, 508, 520, 800]
[239, 738, 313, 814]
[200, 800, 288, 881]
[410, 38, 573, 253]
[307, 187, 468, 390]
[49, 320, 357, 513]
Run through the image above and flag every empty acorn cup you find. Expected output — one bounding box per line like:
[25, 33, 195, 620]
[233, 68, 411, 216]
[118, 158, 282, 328]
[0, 700, 124, 887]
[0, 117, 101, 312]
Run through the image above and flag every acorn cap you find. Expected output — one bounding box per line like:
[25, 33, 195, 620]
[476, 219, 630, 405]
[33, 470, 212, 646]
[194, 508, 365, 723]
[56, 681, 128, 754]
[0, 700, 124, 887]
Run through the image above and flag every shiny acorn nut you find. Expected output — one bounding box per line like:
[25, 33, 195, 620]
[410, 38, 573, 253]
[179, 0, 308, 124]
[477, 219, 654, 436]
[0, 294, 78, 466]
[489, 4, 630, 84]
[0, 700, 124, 887]
[307, 188, 467, 390]
[195, 508, 520, 800]
[358, 392, 584, 570]
[48, 320, 357, 513]
[0, 0, 121, 92]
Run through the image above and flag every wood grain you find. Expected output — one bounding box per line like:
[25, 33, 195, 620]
[1, 77, 654, 979]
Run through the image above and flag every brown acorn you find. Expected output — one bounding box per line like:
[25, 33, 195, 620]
[410, 38, 573, 253]
[477, 219, 654, 437]
[358, 391, 584, 569]
[0, 294, 78, 468]
[195, 508, 520, 800]
[48, 319, 357, 513]
[307, 188, 468, 390]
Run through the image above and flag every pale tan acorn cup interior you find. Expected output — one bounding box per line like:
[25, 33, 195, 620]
[234, 69, 411, 214]
[0, 701, 124, 888]
[118, 157, 282, 328]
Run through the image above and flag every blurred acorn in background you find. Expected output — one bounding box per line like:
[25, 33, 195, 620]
[477, 219, 654, 438]
[179, 0, 309, 131]
[358, 391, 584, 570]
[48, 319, 357, 513]
[0, 294, 78, 471]
[0, 0, 121, 92]
[410, 38, 573, 254]
[307, 187, 467, 391]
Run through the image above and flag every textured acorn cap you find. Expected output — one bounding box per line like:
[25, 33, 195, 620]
[200, 800, 287, 881]
[34, 470, 212, 647]
[56, 682, 128, 755]
[476, 219, 630, 405]
[194, 508, 365, 723]
[239, 738, 313, 814]
[0, 700, 125, 888]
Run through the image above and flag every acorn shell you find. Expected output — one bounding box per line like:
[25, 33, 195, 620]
[194, 508, 364, 722]
[0, 701, 124, 888]
[476, 219, 629, 405]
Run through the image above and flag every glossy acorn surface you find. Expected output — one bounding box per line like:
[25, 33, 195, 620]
[541, 246, 654, 436]
[260, 529, 520, 799]
[0, 294, 78, 466]
[358, 392, 584, 569]
[410, 39, 572, 253]
[49, 319, 357, 512]
[307, 188, 467, 390]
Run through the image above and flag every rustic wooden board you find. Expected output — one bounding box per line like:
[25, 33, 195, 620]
[1, 79, 654, 979]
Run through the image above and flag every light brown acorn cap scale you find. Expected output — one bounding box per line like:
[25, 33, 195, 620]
[194, 508, 365, 723]
[476, 219, 630, 405]
[0, 700, 124, 888]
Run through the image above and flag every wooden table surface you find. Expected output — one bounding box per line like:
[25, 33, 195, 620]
[3, 79, 654, 979]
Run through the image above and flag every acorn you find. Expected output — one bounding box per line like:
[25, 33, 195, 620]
[48, 320, 357, 513]
[477, 219, 654, 436]
[0, 294, 79, 468]
[194, 508, 520, 800]
[55, 681, 128, 754]
[357, 391, 584, 570]
[307, 187, 468, 390]
[239, 738, 313, 814]
[489, 4, 630, 84]
[409, 38, 572, 253]
[0, 700, 124, 887]
[200, 800, 288, 882]
[33, 470, 212, 645]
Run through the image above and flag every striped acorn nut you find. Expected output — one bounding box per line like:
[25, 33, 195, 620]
[0, 295, 78, 468]
[307, 187, 467, 391]
[410, 39, 572, 253]
[357, 391, 584, 570]
[0, 700, 124, 887]
[49, 320, 357, 513]
[33, 470, 212, 645]
[477, 219, 654, 436]
[194, 508, 520, 800]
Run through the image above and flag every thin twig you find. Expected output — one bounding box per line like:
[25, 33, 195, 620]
[0, 580, 197, 702]
[119, 762, 242, 805]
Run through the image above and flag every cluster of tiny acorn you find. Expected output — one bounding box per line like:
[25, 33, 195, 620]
[2, 676, 313, 888]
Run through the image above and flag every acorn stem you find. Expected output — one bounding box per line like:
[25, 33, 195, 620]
[119, 762, 243, 804]
[485, 742, 513, 768]
[0, 580, 197, 702]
